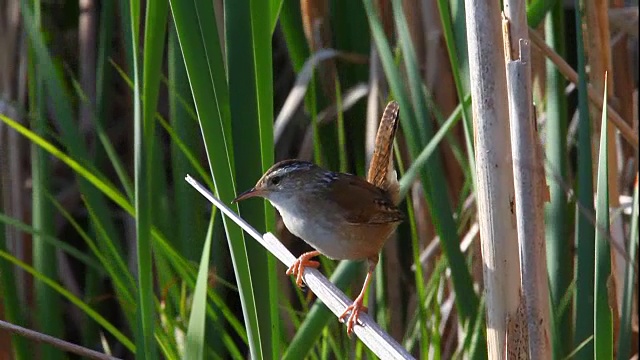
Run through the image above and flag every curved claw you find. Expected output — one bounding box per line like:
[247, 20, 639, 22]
[285, 251, 320, 287]
[339, 301, 369, 336]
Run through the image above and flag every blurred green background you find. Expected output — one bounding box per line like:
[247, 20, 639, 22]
[0, 0, 637, 359]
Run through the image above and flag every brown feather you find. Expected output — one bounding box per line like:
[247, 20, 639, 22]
[329, 173, 404, 225]
[367, 101, 400, 195]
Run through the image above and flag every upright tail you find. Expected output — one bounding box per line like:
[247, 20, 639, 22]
[366, 101, 401, 204]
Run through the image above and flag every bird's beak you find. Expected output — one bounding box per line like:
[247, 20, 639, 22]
[232, 187, 263, 203]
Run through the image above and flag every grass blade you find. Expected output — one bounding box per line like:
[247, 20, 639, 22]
[169, 0, 264, 357]
[168, 22, 205, 261]
[593, 75, 612, 359]
[26, 1, 64, 356]
[131, 0, 169, 356]
[573, 1, 596, 356]
[544, 2, 572, 358]
[185, 218, 215, 359]
[226, 0, 278, 356]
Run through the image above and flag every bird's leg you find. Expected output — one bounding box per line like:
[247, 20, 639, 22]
[339, 255, 378, 335]
[286, 250, 321, 287]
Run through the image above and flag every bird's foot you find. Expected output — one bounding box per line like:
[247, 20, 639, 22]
[286, 251, 320, 287]
[339, 298, 369, 336]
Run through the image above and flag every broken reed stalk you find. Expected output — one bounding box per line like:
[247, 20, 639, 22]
[503, 1, 553, 357]
[504, 37, 553, 359]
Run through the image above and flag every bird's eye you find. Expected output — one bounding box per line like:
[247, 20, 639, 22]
[270, 175, 281, 186]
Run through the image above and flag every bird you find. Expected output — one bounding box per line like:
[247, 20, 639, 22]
[233, 101, 402, 335]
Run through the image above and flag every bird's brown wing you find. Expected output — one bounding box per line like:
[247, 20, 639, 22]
[329, 173, 404, 225]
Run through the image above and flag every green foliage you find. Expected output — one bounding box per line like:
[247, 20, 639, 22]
[573, 2, 596, 358]
[0, 1, 637, 359]
[593, 77, 612, 360]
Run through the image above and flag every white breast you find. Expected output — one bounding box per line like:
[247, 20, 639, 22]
[266, 192, 351, 259]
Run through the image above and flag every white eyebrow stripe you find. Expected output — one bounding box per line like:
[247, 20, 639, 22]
[271, 162, 314, 177]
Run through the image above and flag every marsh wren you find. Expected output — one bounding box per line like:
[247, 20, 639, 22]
[233, 101, 402, 335]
